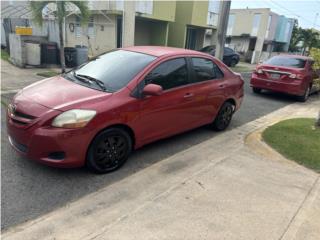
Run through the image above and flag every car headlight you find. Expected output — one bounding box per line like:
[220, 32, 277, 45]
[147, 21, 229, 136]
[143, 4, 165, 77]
[52, 109, 96, 128]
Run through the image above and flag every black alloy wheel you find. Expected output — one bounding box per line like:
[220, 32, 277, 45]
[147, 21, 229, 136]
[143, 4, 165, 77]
[212, 102, 234, 131]
[87, 128, 132, 173]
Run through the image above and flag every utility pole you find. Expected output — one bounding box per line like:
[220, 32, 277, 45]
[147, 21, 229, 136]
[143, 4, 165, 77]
[314, 13, 319, 28]
[215, 0, 231, 60]
[122, 0, 135, 47]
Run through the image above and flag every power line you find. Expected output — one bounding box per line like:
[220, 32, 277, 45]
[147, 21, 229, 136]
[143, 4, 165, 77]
[269, 0, 320, 28]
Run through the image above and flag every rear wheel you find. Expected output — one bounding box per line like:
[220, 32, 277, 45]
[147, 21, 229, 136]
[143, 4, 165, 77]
[86, 128, 132, 174]
[230, 59, 237, 67]
[252, 87, 262, 94]
[212, 102, 234, 131]
[297, 85, 311, 102]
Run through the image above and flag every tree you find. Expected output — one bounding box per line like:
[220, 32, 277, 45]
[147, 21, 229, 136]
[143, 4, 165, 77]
[300, 29, 320, 55]
[289, 20, 302, 52]
[30, 1, 90, 73]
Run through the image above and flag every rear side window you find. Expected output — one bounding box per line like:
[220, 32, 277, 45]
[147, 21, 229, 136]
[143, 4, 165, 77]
[145, 58, 189, 90]
[191, 58, 224, 82]
[224, 48, 233, 54]
[265, 56, 306, 68]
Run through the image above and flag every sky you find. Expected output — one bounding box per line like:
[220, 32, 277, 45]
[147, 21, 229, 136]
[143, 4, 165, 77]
[230, 0, 320, 30]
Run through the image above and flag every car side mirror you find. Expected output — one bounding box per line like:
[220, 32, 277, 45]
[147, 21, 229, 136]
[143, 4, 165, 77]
[142, 84, 163, 96]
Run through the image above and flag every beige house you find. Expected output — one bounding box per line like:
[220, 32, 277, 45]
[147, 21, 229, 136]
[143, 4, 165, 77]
[2, 0, 222, 65]
[225, 8, 294, 64]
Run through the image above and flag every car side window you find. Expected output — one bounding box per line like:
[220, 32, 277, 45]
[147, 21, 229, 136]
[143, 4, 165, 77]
[224, 48, 233, 54]
[145, 58, 189, 90]
[191, 58, 224, 82]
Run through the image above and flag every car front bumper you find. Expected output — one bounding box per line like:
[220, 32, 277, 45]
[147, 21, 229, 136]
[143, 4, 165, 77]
[7, 116, 95, 168]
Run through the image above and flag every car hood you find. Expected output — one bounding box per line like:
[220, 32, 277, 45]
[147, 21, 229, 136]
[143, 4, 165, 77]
[20, 76, 112, 110]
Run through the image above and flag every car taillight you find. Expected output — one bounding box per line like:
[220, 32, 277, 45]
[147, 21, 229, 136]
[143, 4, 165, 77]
[254, 69, 263, 74]
[288, 73, 303, 79]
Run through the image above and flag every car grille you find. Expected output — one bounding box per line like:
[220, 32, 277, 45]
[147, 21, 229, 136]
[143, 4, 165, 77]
[8, 107, 37, 127]
[13, 110, 36, 120]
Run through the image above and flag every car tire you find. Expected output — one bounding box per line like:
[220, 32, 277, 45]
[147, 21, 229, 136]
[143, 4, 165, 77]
[212, 102, 234, 131]
[297, 85, 311, 102]
[252, 87, 262, 94]
[86, 128, 132, 174]
[230, 59, 237, 67]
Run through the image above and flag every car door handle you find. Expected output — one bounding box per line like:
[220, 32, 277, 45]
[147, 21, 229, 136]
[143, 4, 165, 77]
[183, 93, 194, 98]
[219, 84, 225, 88]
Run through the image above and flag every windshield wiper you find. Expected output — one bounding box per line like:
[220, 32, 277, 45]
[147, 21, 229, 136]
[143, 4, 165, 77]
[73, 72, 107, 91]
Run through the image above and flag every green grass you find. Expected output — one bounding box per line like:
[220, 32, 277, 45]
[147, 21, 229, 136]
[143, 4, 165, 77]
[1, 49, 10, 61]
[263, 118, 320, 172]
[230, 65, 251, 73]
[36, 71, 58, 78]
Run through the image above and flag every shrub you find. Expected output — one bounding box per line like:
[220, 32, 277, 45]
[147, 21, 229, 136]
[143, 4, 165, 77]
[310, 48, 320, 90]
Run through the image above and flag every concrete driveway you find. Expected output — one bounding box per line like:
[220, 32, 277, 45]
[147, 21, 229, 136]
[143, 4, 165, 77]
[1, 59, 319, 232]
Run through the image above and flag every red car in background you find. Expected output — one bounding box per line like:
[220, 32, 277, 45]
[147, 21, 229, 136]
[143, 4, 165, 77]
[250, 55, 318, 102]
[7, 46, 244, 173]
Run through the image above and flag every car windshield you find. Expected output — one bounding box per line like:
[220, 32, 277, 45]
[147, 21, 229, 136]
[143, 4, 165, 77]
[265, 56, 306, 68]
[67, 50, 156, 92]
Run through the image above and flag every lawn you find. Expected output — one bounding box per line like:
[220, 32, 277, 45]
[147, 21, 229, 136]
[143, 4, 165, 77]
[1, 49, 10, 61]
[36, 71, 59, 78]
[263, 118, 320, 172]
[230, 63, 252, 73]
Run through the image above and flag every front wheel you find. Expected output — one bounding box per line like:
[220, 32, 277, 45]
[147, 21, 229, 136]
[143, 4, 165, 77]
[86, 128, 132, 174]
[212, 102, 234, 131]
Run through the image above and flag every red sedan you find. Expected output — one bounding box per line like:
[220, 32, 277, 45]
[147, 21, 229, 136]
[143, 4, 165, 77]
[250, 55, 317, 101]
[7, 46, 244, 173]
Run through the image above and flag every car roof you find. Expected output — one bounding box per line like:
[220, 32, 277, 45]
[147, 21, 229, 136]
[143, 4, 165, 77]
[276, 54, 313, 61]
[121, 46, 208, 57]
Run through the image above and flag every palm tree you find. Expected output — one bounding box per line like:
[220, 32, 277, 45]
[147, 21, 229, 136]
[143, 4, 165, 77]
[30, 1, 90, 73]
[299, 29, 320, 55]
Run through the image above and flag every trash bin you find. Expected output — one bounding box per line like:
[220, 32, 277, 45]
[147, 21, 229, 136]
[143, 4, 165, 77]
[75, 45, 88, 66]
[25, 41, 41, 66]
[64, 47, 77, 68]
[41, 42, 59, 64]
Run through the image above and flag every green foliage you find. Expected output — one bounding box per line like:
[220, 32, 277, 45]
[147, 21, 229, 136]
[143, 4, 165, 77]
[289, 20, 301, 52]
[310, 48, 320, 90]
[289, 22, 320, 52]
[310, 48, 320, 69]
[1, 49, 10, 61]
[29, 1, 90, 25]
[300, 29, 320, 51]
[263, 118, 320, 172]
[36, 71, 58, 78]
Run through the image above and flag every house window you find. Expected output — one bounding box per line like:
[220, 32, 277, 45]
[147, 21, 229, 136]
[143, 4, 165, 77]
[227, 14, 235, 36]
[265, 15, 272, 38]
[262, 44, 268, 51]
[207, 0, 220, 26]
[284, 21, 291, 42]
[251, 14, 261, 36]
[87, 16, 94, 39]
[75, 16, 82, 38]
[135, 0, 153, 14]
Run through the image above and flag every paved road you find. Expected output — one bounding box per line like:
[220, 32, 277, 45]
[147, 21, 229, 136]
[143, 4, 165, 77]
[1, 72, 310, 230]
